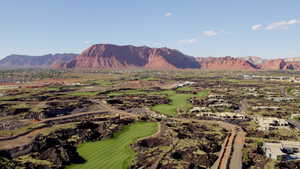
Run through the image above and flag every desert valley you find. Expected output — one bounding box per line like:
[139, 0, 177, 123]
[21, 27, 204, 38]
[1, 1, 300, 169]
[1, 44, 300, 71]
[1, 44, 300, 169]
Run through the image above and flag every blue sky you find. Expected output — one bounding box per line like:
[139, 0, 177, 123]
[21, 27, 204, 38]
[0, 0, 299, 59]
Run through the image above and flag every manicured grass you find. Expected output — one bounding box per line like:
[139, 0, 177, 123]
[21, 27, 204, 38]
[151, 89, 210, 116]
[141, 77, 157, 81]
[67, 122, 158, 169]
[107, 90, 147, 97]
[68, 91, 99, 96]
[151, 91, 192, 116]
[108, 89, 184, 97]
[196, 89, 210, 97]
[176, 86, 194, 91]
[107, 88, 210, 116]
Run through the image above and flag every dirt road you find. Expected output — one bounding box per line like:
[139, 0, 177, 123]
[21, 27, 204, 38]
[211, 122, 245, 169]
[0, 100, 136, 150]
[229, 127, 246, 169]
[169, 118, 245, 169]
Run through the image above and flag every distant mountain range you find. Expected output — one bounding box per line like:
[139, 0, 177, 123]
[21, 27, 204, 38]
[1, 44, 300, 70]
[52, 44, 200, 70]
[0, 53, 77, 68]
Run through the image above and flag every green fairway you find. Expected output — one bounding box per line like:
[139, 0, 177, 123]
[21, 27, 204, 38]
[151, 89, 210, 116]
[68, 91, 99, 96]
[196, 89, 210, 97]
[107, 89, 147, 96]
[151, 91, 192, 116]
[67, 122, 158, 169]
[176, 86, 194, 91]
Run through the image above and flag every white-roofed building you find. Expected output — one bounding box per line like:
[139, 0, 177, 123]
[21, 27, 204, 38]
[255, 117, 289, 131]
[263, 141, 300, 161]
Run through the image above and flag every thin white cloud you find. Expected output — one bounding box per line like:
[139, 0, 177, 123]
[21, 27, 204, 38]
[177, 39, 198, 44]
[251, 24, 263, 31]
[266, 21, 290, 30]
[165, 12, 172, 17]
[288, 19, 300, 24]
[202, 30, 218, 37]
[252, 19, 300, 31]
[84, 40, 91, 44]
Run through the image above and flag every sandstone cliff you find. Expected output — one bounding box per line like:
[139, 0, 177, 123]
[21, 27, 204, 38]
[54, 44, 200, 70]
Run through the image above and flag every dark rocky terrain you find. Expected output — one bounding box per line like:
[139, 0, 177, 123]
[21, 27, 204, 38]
[0, 118, 134, 169]
[131, 121, 227, 169]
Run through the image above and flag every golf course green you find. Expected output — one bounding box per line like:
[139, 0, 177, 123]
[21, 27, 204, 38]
[151, 89, 210, 116]
[67, 122, 158, 169]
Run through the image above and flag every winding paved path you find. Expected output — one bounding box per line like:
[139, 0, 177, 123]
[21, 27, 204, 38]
[210, 122, 245, 169]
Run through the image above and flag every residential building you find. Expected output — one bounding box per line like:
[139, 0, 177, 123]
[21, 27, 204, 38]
[263, 141, 300, 161]
[255, 117, 289, 131]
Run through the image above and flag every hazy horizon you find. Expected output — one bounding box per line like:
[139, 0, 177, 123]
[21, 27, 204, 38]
[0, 0, 299, 59]
[0, 43, 299, 60]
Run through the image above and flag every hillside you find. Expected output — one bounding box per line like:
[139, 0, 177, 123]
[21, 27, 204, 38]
[197, 56, 258, 70]
[1, 44, 300, 71]
[53, 44, 200, 69]
[0, 54, 77, 68]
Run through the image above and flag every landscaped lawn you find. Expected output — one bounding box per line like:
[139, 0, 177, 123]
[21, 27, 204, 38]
[196, 89, 210, 97]
[151, 89, 210, 116]
[176, 86, 194, 91]
[107, 89, 147, 97]
[67, 122, 158, 169]
[151, 91, 192, 116]
[68, 91, 99, 96]
[106, 88, 210, 116]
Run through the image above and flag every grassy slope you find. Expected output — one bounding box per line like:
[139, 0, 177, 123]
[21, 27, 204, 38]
[106, 88, 210, 116]
[67, 122, 158, 169]
[68, 91, 99, 96]
[151, 89, 210, 116]
[151, 91, 192, 116]
[107, 90, 148, 97]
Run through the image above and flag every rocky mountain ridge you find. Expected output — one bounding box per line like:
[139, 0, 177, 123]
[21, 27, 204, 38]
[1, 44, 299, 70]
[0, 54, 77, 68]
[52, 44, 200, 70]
